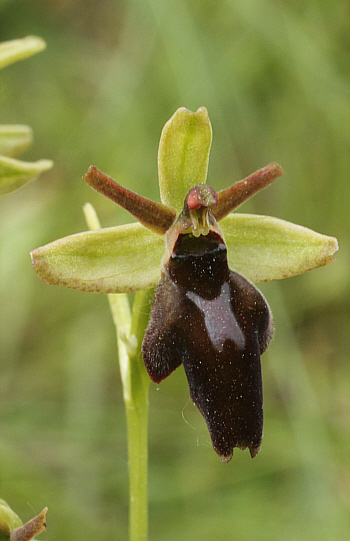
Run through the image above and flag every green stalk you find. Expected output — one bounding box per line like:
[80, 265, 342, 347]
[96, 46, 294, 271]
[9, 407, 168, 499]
[109, 290, 151, 541]
[125, 289, 153, 541]
[84, 204, 152, 541]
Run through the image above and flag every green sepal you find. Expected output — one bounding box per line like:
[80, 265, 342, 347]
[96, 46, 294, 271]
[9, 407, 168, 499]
[0, 499, 22, 534]
[158, 107, 212, 212]
[0, 126, 33, 158]
[31, 223, 165, 294]
[221, 213, 339, 282]
[0, 156, 53, 196]
[0, 36, 46, 69]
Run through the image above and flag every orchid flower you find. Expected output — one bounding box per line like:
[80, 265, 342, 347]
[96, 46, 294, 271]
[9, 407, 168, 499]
[31, 107, 338, 463]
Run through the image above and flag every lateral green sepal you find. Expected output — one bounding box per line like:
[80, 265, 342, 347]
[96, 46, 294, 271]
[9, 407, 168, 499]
[221, 213, 338, 282]
[31, 223, 165, 293]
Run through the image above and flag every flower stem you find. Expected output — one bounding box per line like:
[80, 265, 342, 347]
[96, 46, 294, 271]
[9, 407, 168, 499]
[83, 203, 152, 541]
[123, 289, 153, 541]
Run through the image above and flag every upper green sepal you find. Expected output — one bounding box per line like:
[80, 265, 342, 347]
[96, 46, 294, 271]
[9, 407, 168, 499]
[158, 107, 212, 212]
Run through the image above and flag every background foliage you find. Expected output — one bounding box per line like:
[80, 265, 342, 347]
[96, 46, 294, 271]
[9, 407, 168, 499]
[0, 1, 349, 540]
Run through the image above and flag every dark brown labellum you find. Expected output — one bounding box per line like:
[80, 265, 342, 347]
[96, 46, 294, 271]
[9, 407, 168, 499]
[142, 230, 273, 462]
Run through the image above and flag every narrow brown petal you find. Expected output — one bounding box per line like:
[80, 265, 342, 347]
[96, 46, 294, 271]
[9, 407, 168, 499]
[83, 166, 176, 235]
[212, 163, 285, 222]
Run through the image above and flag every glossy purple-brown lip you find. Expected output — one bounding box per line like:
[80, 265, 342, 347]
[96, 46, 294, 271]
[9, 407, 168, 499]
[142, 230, 273, 462]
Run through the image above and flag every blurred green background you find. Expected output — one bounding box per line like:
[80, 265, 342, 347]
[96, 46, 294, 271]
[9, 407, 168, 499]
[0, 1, 349, 540]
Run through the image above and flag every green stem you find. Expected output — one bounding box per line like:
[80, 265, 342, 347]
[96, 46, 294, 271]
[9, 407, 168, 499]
[83, 204, 153, 541]
[123, 289, 153, 541]
[109, 291, 150, 541]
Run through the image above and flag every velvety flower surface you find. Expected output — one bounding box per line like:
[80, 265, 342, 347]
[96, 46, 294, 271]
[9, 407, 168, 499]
[31, 107, 338, 461]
